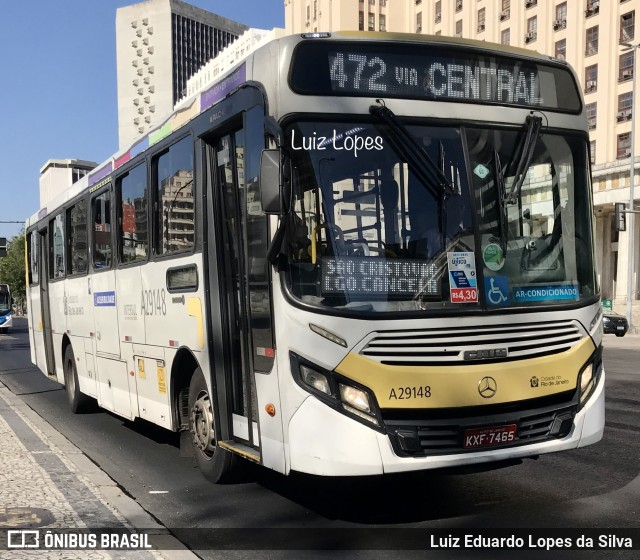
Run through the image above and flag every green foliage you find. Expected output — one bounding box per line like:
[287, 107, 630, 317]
[0, 231, 26, 301]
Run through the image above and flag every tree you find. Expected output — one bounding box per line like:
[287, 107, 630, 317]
[0, 231, 26, 307]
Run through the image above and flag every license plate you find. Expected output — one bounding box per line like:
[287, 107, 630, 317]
[617, 326, 625, 330]
[463, 424, 517, 449]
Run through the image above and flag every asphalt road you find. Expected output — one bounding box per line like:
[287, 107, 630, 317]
[1, 317, 639, 560]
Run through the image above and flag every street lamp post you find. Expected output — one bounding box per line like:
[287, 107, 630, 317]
[622, 42, 638, 329]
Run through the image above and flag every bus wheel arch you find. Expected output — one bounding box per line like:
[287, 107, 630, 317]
[62, 339, 91, 413]
[170, 347, 200, 431]
[187, 367, 235, 483]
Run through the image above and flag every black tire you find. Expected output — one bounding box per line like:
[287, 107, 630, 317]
[188, 367, 235, 483]
[63, 346, 91, 413]
[616, 333, 626, 337]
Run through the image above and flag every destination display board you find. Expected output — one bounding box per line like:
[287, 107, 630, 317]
[321, 257, 439, 296]
[290, 41, 581, 112]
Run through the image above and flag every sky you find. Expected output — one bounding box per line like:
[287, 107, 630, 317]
[0, 0, 284, 241]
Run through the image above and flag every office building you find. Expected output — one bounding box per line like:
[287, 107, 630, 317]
[116, 0, 247, 147]
[39, 159, 97, 207]
[285, 0, 640, 326]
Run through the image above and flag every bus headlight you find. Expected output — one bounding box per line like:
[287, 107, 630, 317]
[577, 347, 603, 406]
[579, 364, 594, 403]
[300, 365, 331, 395]
[339, 384, 371, 413]
[339, 383, 379, 427]
[291, 352, 383, 430]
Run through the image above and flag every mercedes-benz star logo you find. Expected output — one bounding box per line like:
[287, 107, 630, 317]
[478, 376, 498, 399]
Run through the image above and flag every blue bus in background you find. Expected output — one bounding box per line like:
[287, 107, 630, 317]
[0, 284, 13, 333]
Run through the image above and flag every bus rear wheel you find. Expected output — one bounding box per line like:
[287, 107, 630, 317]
[188, 367, 235, 483]
[63, 346, 91, 413]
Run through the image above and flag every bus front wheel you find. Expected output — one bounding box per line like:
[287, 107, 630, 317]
[63, 346, 91, 413]
[188, 367, 235, 483]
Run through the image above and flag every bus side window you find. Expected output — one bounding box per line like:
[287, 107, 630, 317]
[27, 232, 39, 285]
[153, 136, 194, 255]
[118, 163, 148, 264]
[92, 191, 113, 270]
[67, 201, 88, 275]
[49, 213, 65, 280]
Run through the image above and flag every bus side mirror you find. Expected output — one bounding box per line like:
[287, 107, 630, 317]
[260, 149, 283, 215]
[615, 202, 627, 232]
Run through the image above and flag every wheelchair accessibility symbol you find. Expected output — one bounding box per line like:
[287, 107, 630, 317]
[484, 276, 510, 306]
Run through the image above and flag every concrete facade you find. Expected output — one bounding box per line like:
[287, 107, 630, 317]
[39, 159, 97, 208]
[116, 0, 247, 148]
[285, 0, 640, 327]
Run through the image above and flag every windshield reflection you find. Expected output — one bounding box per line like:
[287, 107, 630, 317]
[281, 120, 596, 315]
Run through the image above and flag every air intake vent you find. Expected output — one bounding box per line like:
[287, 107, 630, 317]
[359, 320, 583, 365]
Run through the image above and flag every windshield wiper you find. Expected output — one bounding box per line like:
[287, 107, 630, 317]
[493, 149, 508, 252]
[504, 115, 542, 205]
[369, 100, 455, 199]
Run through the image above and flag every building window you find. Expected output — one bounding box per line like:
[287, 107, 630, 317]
[555, 39, 566, 60]
[435, 1, 441, 23]
[586, 102, 597, 130]
[306, 5, 310, 22]
[617, 132, 631, 159]
[416, 12, 422, 33]
[456, 19, 463, 36]
[554, 2, 567, 29]
[526, 0, 537, 8]
[359, 11, 364, 30]
[478, 8, 486, 32]
[586, 0, 600, 17]
[456, 0, 463, 13]
[526, 16, 537, 42]
[619, 51, 634, 81]
[368, 13, 375, 31]
[585, 64, 598, 92]
[502, 28, 511, 45]
[501, 0, 510, 21]
[621, 11, 635, 43]
[379, 14, 386, 31]
[590, 140, 596, 165]
[585, 25, 599, 56]
[313, 0, 317, 20]
[618, 91, 633, 121]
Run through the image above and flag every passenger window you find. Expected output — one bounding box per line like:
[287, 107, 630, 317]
[92, 190, 112, 270]
[27, 232, 39, 285]
[67, 201, 88, 275]
[49, 214, 65, 280]
[154, 136, 194, 255]
[118, 163, 148, 263]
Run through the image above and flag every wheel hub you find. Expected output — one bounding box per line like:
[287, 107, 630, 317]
[190, 391, 216, 455]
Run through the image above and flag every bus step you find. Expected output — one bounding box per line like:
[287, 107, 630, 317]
[218, 441, 261, 463]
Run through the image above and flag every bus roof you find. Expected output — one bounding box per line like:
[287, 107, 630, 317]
[27, 31, 575, 228]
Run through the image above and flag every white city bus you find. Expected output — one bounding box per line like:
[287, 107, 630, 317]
[26, 32, 604, 482]
[0, 283, 13, 333]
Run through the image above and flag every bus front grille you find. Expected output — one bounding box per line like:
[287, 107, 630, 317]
[385, 396, 578, 457]
[359, 320, 583, 365]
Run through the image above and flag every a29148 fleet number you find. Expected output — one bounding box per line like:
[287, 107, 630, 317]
[389, 386, 431, 400]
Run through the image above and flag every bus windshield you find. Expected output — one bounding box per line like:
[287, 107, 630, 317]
[0, 291, 11, 314]
[282, 119, 596, 314]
